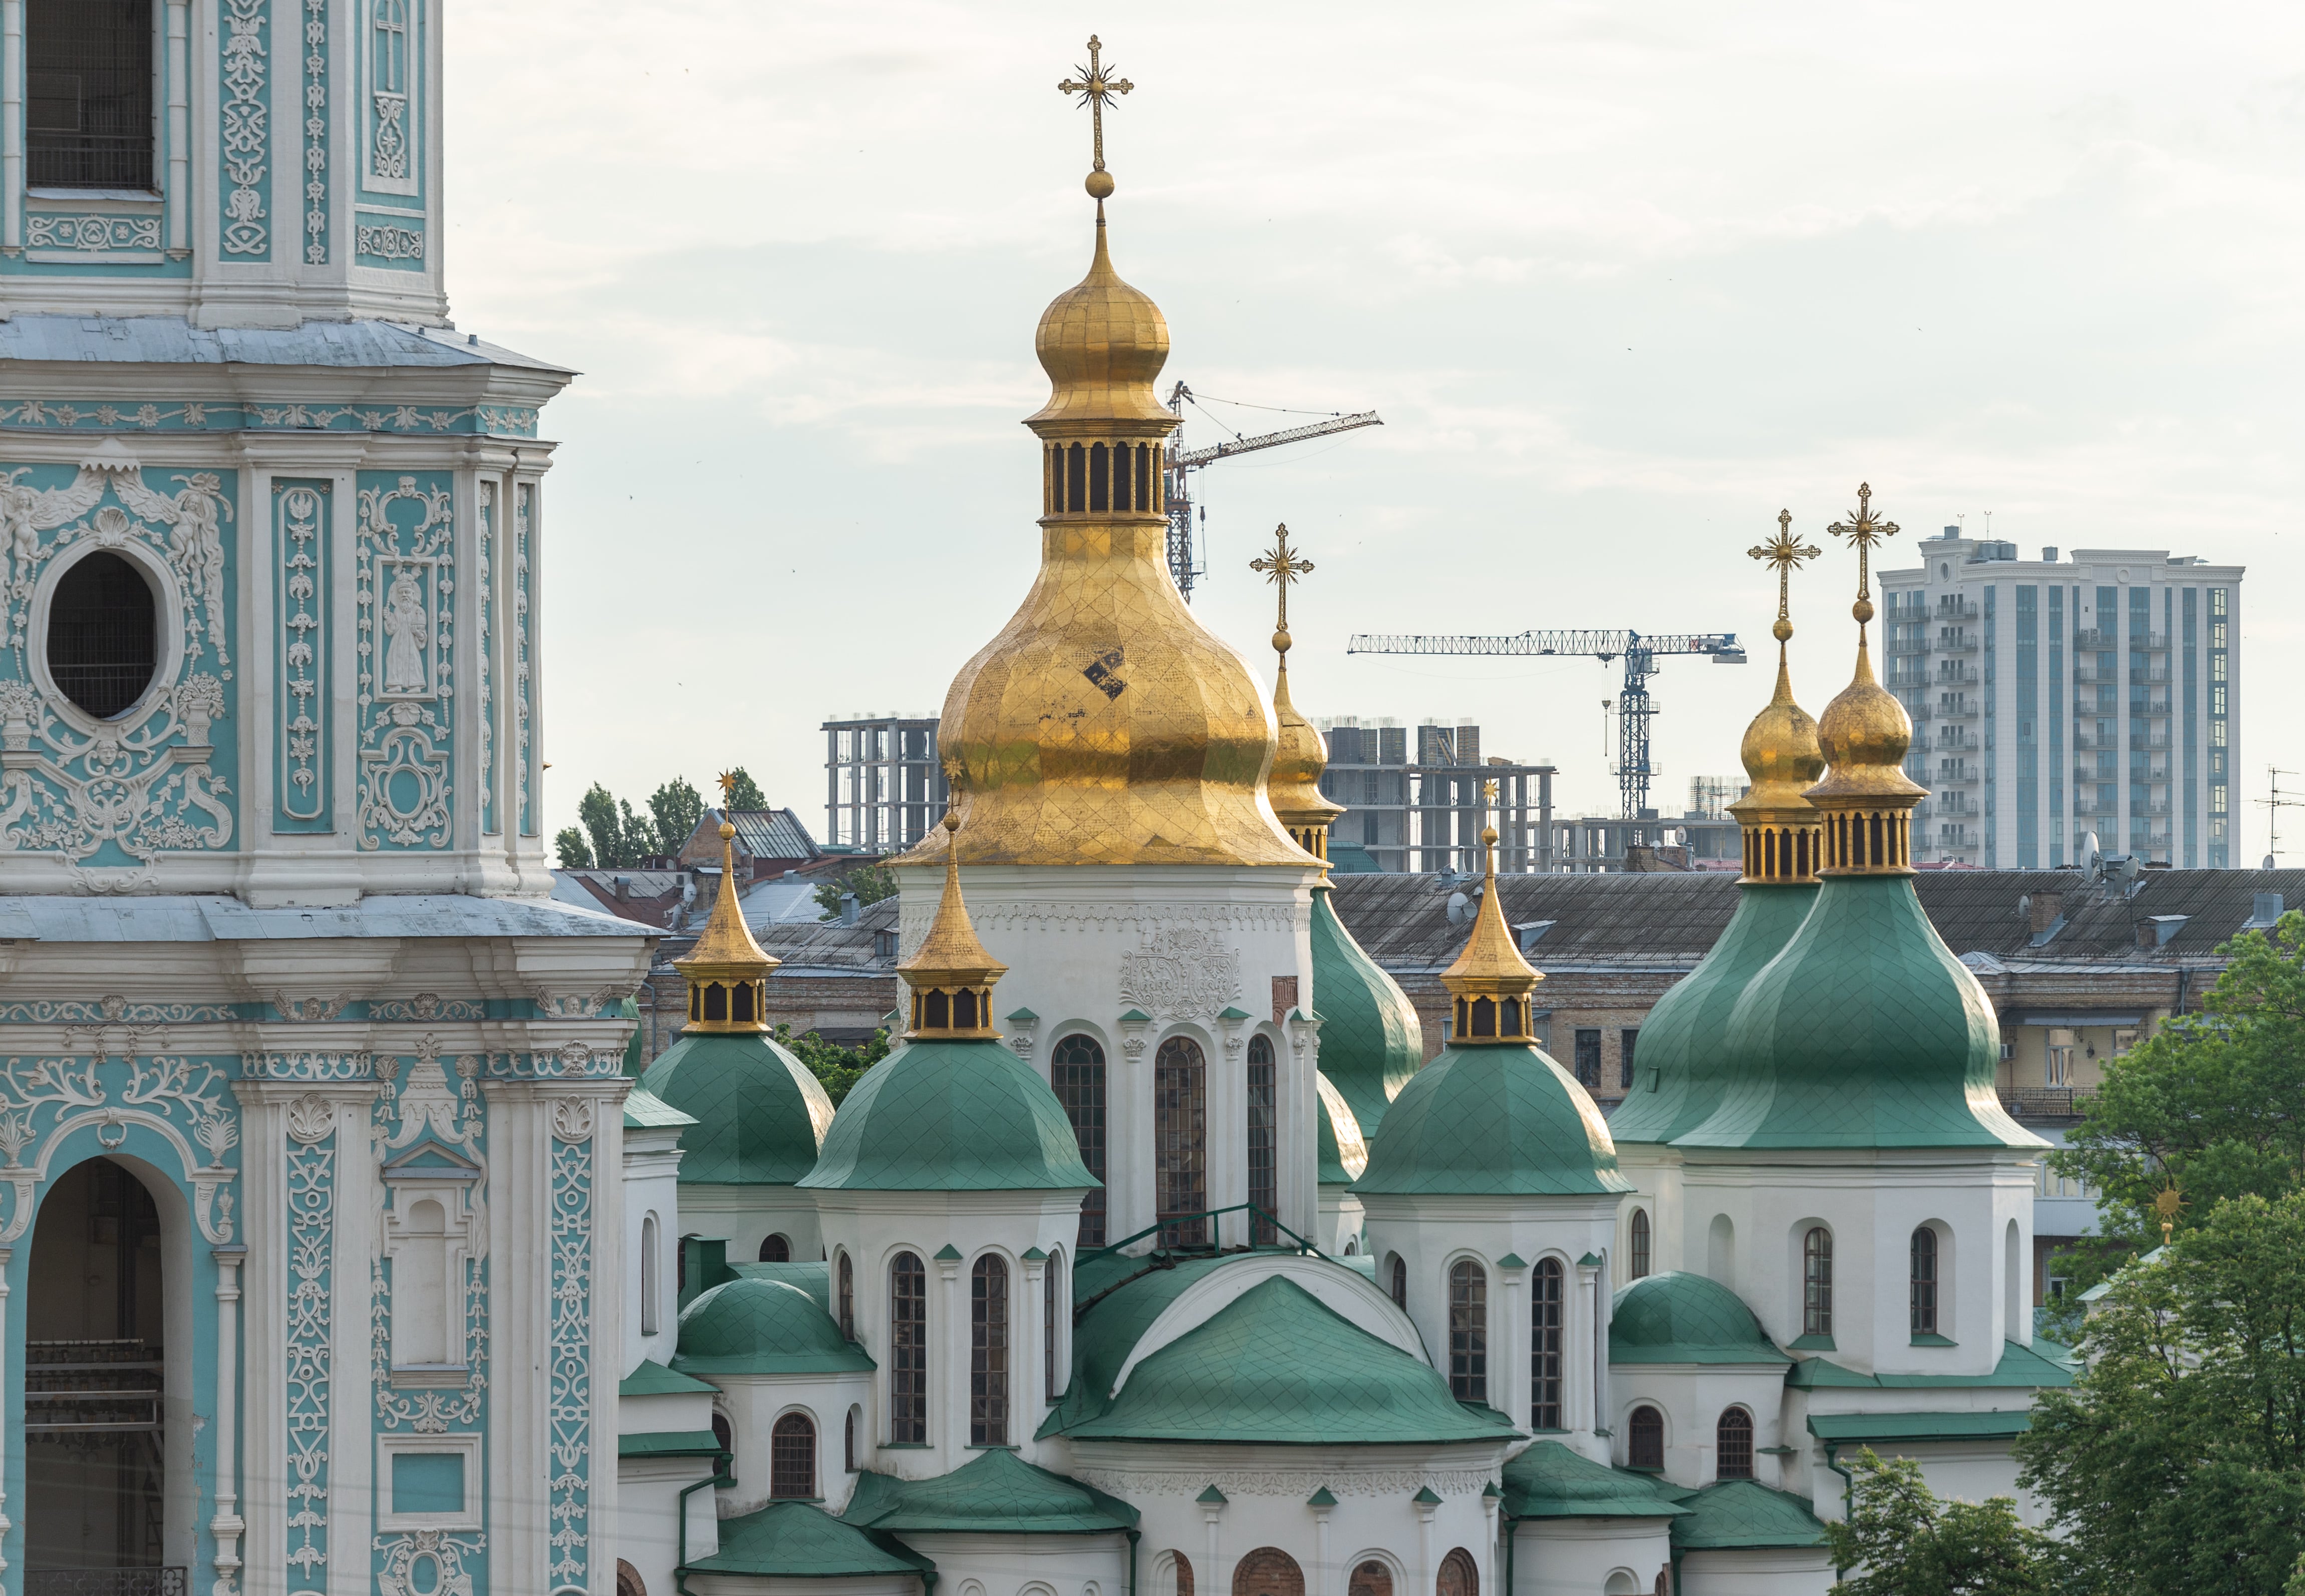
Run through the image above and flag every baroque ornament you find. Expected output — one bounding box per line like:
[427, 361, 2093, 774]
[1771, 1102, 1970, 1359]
[374, 1531, 483, 1596]
[285, 1128, 334, 1589]
[220, 0, 270, 256]
[302, 0, 329, 264]
[547, 1123, 594, 1590]
[27, 214, 163, 252]
[0, 1053, 240, 1244]
[1118, 927, 1241, 1020]
[277, 484, 330, 825]
[355, 475, 455, 849]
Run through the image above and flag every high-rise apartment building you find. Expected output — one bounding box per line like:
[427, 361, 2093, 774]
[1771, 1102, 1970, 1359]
[1880, 535, 2243, 869]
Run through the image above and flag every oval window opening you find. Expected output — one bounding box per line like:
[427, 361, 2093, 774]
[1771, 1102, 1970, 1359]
[48, 552, 157, 719]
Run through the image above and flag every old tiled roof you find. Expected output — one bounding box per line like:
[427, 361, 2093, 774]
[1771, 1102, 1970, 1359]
[842, 1448, 1137, 1534]
[798, 1037, 1095, 1192]
[1668, 1481, 1827, 1550]
[1609, 1272, 1788, 1366]
[754, 897, 901, 974]
[692, 1500, 932, 1578]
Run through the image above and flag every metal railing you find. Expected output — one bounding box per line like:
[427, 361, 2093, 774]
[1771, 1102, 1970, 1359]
[1999, 1088, 2098, 1119]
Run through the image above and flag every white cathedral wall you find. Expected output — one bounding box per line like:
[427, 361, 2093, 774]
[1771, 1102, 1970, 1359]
[895, 861, 1325, 1249]
[894, 1531, 1130, 1596]
[1604, 1363, 1794, 1491]
[1508, 1515, 1672, 1596]
[709, 1368, 874, 1517]
[1610, 1144, 1685, 1276]
[623, 1129, 685, 1373]
[1678, 1546, 1837, 1595]
[617, 1455, 722, 1596]
[679, 1183, 827, 1267]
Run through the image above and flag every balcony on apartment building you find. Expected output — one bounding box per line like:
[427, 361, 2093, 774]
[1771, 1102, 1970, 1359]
[1935, 664, 1981, 688]
[1935, 761, 1982, 784]
[1934, 630, 1980, 655]
[1933, 729, 1979, 752]
[1936, 696, 1980, 720]
[2075, 629, 2169, 652]
[1934, 598, 1981, 621]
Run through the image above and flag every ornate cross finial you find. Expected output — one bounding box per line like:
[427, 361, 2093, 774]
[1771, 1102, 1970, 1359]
[1749, 509, 1821, 645]
[1826, 482, 1900, 624]
[1058, 35, 1133, 196]
[1250, 523, 1313, 644]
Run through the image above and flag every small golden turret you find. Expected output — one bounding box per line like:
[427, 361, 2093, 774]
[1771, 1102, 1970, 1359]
[1808, 483, 1928, 875]
[1728, 511, 1826, 883]
[674, 774, 781, 1033]
[1440, 784, 1543, 1045]
[1254, 524, 1345, 862]
[899, 811, 1008, 1040]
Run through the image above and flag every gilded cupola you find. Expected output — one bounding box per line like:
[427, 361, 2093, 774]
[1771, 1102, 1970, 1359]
[1255, 524, 1346, 861]
[674, 779, 781, 1033]
[898, 812, 1008, 1039]
[1806, 484, 1928, 875]
[908, 37, 1309, 871]
[1726, 511, 1826, 884]
[1439, 793, 1543, 1045]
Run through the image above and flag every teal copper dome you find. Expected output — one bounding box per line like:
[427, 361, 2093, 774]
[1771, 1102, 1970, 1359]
[1310, 885, 1421, 1140]
[799, 1037, 1098, 1192]
[673, 1277, 873, 1376]
[1609, 1271, 1788, 1365]
[638, 1032, 834, 1185]
[1355, 1041, 1632, 1198]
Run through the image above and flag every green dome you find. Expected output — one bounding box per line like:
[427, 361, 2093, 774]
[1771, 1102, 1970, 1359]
[1609, 881, 1817, 1145]
[799, 1037, 1097, 1192]
[1310, 886, 1421, 1138]
[1501, 1440, 1689, 1519]
[672, 1277, 874, 1376]
[1354, 1042, 1632, 1197]
[1678, 875, 2042, 1151]
[638, 1031, 834, 1185]
[1315, 1072, 1368, 1185]
[1608, 1271, 1788, 1365]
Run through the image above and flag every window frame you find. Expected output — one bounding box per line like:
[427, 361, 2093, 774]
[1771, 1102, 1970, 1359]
[969, 1252, 1010, 1446]
[1803, 1226, 1833, 1339]
[1447, 1258, 1488, 1404]
[767, 1410, 817, 1500]
[1052, 1034, 1109, 1248]
[1627, 1404, 1665, 1471]
[1714, 1406, 1754, 1480]
[888, 1250, 928, 1443]
[1530, 1256, 1564, 1431]
[1910, 1225, 1941, 1336]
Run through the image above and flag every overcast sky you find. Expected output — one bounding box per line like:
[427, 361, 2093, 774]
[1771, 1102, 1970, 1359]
[449, 2, 2305, 858]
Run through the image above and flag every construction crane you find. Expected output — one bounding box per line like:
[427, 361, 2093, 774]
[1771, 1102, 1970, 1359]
[1344, 629, 1747, 823]
[1163, 383, 1382, 600]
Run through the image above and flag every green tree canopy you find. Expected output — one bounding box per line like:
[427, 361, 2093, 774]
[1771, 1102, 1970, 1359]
[814, 862, 897, 920]
[721, 767, 768, 812]
[1824, 1449, 2055, 1596]
[648, 776, 705, 853]
[772, 1024, 888, 1107]
[553, 826, 594, 868]
[2019, 1189, 2305, 1595]
[579, 782, 660, 869]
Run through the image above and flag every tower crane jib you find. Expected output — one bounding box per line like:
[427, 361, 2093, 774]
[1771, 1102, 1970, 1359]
[1162, 382, 1381, 600]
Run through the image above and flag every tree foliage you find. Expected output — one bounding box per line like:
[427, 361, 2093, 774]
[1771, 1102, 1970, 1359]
[553, 826, 594, 868]
[814, 862, 898, 920]
[2018, 1189, 2305, 1596]
[1823, 1449, 2056, 1596]
[648, 776, 705, 853]
[2047, 909, 2305, 1312]
[773, 1024, 888, 1107]
[579, 782, 661, 869]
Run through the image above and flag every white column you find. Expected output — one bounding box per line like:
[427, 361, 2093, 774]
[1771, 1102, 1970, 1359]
[1200, 1493, 1225, 1596]
[1500, 1262, 1526, 1432]
[936, 1246, 959, 1460]
[211, 1245, 249, 1596]
[1414, 1492, 1435, 1596]
[0, 0, 20, 254]
[1021, 1251, 1045, 1425]
[0, 1244, 12, 1568]
[1572, 1256, 1601, 1459]
[166, 0, 190, 253]
[1309, 1495, 1332, 1596]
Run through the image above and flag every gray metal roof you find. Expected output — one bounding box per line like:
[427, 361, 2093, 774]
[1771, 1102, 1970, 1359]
[721, 808, 819, 860]
[0, 893, 654, 942]
[0, 314, 570, 374]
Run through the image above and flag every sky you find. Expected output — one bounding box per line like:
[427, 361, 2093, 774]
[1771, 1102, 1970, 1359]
[444, 2, 2305, 858]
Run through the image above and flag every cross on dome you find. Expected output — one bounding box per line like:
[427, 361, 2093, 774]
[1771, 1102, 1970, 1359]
[1749, 509, 1820, 645]
[1826, 481, 1900, 625]
[1251, 523, 1313, 645]
[1059, 35, 1134, 197]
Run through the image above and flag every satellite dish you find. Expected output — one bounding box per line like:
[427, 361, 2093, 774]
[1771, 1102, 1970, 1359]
[2017, 894, 2031, 919]
[2268, 854, 2280, 870]
[1446, 891, 1471, 926]
[2081, 833, 2102, 876]
[2120, 855, 2142, 883]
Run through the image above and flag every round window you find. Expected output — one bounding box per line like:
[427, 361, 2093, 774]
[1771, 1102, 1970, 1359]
[47, 551, 158, 720]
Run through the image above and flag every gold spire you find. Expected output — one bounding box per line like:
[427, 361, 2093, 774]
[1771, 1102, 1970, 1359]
[1808, 483, 1927, 874]
[898, 811, 1008, 1040]
[1058, 35, 1132, 197]
[1440, 783, 1542, 1046]
[1728, 512, 1826, 883]
[905, 39, 1307, 871]
[673, 773, 781, 1033]
[1254, 524, 1345, 861]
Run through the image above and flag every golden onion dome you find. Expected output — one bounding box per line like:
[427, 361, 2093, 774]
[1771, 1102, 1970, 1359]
[1439, 815, 1544, 1045]
[1267, 633, 1345, 848]
[1731, 654, 1824, 813]
[1026, 215, 1174, 427]
[1808, 627, 1925, 805]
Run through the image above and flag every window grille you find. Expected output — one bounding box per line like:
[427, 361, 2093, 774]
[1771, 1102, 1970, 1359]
[970, 1254, 1008, 1446]
[27, 0, 155, 190]
[1448, 1260, 1487, 1403]
[1530, 1257, 1563, 1429]
[768, 1413, 815, 1499]
[1154, 1038, 1207, 1246]
[1052, 1036, 1106, 1246]
[889, 1252, 927, 1443]
[1247, 1036, 1277, 1242]
[1715, 1407, 1754, 1478]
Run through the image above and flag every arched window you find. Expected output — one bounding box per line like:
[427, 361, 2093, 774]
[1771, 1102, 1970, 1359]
[1629, 1209, 1651, 1280]
[1804, 1227, 1833, 1338]
[617, 1559, 647, 1596]
[1910, 1226, 1939, 1335]
[1348, 1563, 1394, 1596]
[1628, 1404, 1664, 1470]
[836, 1251, 854, 1340]
[1155, 1037, 1208, 1246]
[1044, 1250, 1064, 1403]
[1715, 1406, 1754, 1479]
[640, 1216, 660, 1336]
[1448, 1260, 1487, 1403]
[1230, 1548, 1305, 1596]
[971, 1254, 1009, 1446]
[758, 1233, 790, 1263]
[1436, 1549, 1479, 1596]
[1247, 1035, 1278, 1243]
[769, 1412, 816, 1498]
[843, 1406, 856, 1473]
[1389, 1254, 1408, 1310]
[889, 1251, 927, 1443]
[711, 1411, 733, 1457]
[1173, 1553, 1196, 1596]
[1530, 1257, 1563, 1430]
[1052, 1035, 1107, 1247]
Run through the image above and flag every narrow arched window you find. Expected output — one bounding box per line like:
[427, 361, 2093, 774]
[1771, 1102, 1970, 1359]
[1089, 442, 1110, 511]
[836, 1252, 854, 1340]
[1173, 1553, 1196, 1596]
[1044, 1249, 1065, 1402]
[1530, 1257, 1563, 1430]
[889, 1251, 927, 1443]
[1629, 1209, 1651, 1281]
[1246, 1035, 1277, 1243]
[843, 1406, 856, 1472]
[1389, 1254, 1407, 1310]
[1715, 1406, 1754, 1479]
[1910, 1226, 1939, 1335]
[711, 1411, 733, 1458]
[639, 1215, 660, 1336]
[971, 1253, 1009, 1445]
[1052, 1035, 1107, 1247]
[769, 1412, 816, 1498]
[1804, 1227, 1833, 1338]
[1629, 1404, 1664, 1470]
[1154, 1037, 1208, 1246]
[1448, 1260, 1487, 1403]
[758, 1233, 790, 1263]
[1436, 1549, 1479, 1596]
[1066, 443, 1086, 511]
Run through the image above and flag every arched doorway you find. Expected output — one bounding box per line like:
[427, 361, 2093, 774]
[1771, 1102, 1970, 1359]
[25, 1157, 171, 1581]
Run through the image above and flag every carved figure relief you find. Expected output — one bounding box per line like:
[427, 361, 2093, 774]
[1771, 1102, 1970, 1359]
[355, 473, 454, 850]
[1118, 927, 1241, 1020]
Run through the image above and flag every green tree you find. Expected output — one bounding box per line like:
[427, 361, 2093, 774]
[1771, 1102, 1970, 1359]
[813, 862, 898, 920]
[2018, 1189, 2305, 1595]
[579, 782, 659, 869]
[721, 767, 768, 811]
[1823, 1449, 2056, 1596]
[648, 776, 705, 853]
[553, 826, 595, 868]
[773, 1024, 889, 1107]
[2045, 909, 2305, 1316]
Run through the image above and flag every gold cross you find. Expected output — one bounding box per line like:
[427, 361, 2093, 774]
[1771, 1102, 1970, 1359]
[1058, 35, 1133, 176]
[1749, 509, 1821, 643]
[1250, 523, 1313, 636]
[1826, 481, 1900, 609]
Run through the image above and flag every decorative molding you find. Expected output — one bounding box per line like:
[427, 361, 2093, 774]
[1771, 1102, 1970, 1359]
[530, 989, 617, 1021]
[354, 218, 424, 263]
[0, 1053, 240, 1244]
[1118, 927, 1241, 1021]
[1069, 1467, 1500, 1500]
[26, 214, 164, 252]
[0, 401, 538, 438]
[273, 993, 353, 1023]
[301, 0, 329, 264]
[369, 994, 485, 1023]
[373, 1047, 488, 1435]
[547, 1121, 594, 1590]
[220, 0, 270, 257]
[365, 0, 414, 187]
[513, 484, 534, 836]
[549, 1097, 596, 1143]
[284, 1127, 334, 1588]
[286, 1093, 337, 1143]
[374, 1531, 482, 1596]
[244, 1053, 372, 1082]
[475, 483, 495, 834]
[275, 482, 331, 829]
[0, 998, 235, 1024]
[356, 473, 454, 850]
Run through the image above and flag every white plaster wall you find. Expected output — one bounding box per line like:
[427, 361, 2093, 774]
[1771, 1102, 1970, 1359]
[615, 1454, 720, 1596]
[681, 1182, 826, 1266]
[1609, 1144, 1685, 1277]
[710, 1370, 874, 1517]
[897, 1530, 1128, 1596]
[623, 1130, 684, 1373]
[1679, 1546, 1836, 1595]
[1605, 1364, 1793, 1490]
[1510, 1516, 1672, 1596]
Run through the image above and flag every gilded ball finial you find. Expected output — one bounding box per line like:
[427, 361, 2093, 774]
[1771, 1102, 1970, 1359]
[719, 821, 735, 841]
[1773, 617, 1793, 643]
[1086, 169, 1115, 199]
[943, 808, 960, 837]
